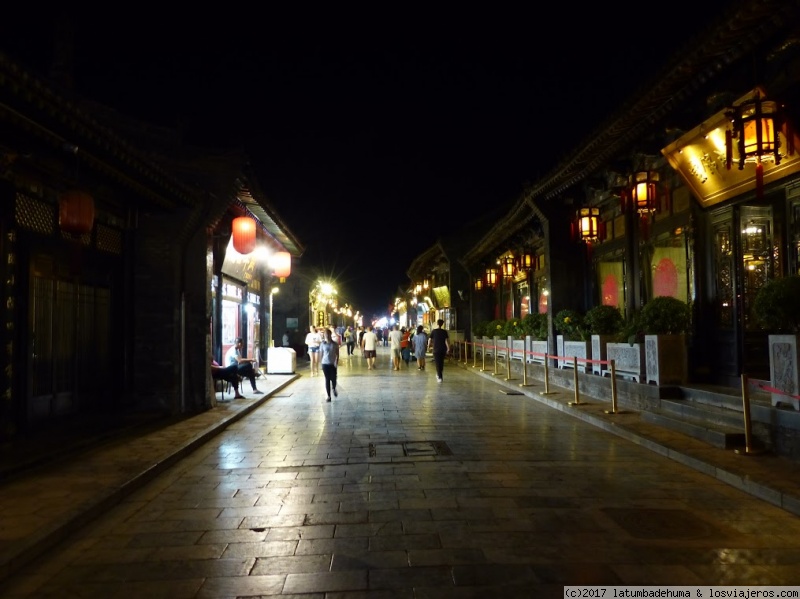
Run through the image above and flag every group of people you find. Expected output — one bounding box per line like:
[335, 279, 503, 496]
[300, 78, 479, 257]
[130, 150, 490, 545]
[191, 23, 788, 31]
[210, 336, 263, 400]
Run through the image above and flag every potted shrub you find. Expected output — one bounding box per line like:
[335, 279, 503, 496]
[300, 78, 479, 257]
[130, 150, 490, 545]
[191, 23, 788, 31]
[640, 296, 691, 386]
[503, 318, 525, 363]
[555, 309, 589, 371]
[584, 305, 623, 375]
[753, 275, 800, 410]
[521, 313, 548, 364]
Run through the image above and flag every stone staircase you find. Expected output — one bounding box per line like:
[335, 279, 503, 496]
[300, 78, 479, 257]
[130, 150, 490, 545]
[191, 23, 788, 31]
[640, 383, 788, 452]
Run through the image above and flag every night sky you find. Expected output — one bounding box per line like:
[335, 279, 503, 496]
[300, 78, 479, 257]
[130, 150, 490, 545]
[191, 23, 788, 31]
[1, 4, 734, 318]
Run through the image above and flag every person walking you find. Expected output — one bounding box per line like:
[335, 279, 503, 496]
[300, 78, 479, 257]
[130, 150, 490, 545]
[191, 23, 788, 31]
[388, 324, 403, 370]
[319, 328, 339, 402]
[400, 327, 411, 366]
[344, 326, 355, 356]
[305, 326, 322, 376]
[428, 319, 450, 382]
[412, 324, 428, 371]
[361, 325, 378, 370]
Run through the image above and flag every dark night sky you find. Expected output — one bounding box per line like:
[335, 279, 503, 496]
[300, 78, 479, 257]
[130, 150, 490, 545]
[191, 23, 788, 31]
[1, 4, 734, 318]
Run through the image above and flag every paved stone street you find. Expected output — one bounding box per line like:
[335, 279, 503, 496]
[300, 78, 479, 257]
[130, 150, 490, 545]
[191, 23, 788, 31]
[3, 348, 800, 597]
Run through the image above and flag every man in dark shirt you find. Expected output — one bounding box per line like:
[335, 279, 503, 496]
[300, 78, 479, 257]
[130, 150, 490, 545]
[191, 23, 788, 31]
[428, 319, 450, 383]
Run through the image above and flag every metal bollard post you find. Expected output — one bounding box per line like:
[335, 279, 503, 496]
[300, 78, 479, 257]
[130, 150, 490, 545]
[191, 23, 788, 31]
[568, 357, 582, 405]
[735, 374, 765, 456]
[519, 338, 533, 387]
[480, 343, 487, 371]
[541, 354, 557, 395]
[604, 360, 623, 414]
[473, 343, 478, 368]
[463, 341, 468, 365]
[492, 341, 499, 375]
[505, 344, 514, 381]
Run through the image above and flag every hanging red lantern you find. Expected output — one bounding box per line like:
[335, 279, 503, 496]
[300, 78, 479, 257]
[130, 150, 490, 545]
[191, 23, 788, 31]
[59, 190, 95, 235]
[231, 216, 256, 254]
[271, 251, 291, 278]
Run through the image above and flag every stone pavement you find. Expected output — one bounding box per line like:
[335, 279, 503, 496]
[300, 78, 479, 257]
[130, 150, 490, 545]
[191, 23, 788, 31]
[1, 347, 800, 596]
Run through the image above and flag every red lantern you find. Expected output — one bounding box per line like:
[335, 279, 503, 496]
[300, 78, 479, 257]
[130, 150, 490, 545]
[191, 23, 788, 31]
[576, 207, 601, 243]
[271, 251, 291, 278]
[59, 190, 95, 235]
[231, 216, 256, 254]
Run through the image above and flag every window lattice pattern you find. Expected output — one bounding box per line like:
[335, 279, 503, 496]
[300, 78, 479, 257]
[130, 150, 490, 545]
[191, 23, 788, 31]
[60, 229, 91, 245]
[15, 193, 54, 235]
[96, 224, 122, 254]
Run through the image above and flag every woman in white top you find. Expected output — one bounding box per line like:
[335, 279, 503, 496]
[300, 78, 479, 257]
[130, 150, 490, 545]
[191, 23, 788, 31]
[305, 327, 322, 376]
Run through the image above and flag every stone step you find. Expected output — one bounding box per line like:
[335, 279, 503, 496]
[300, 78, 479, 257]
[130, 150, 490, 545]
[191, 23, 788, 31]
[641, 409, 746, 449]
[658, 398, 746, 430]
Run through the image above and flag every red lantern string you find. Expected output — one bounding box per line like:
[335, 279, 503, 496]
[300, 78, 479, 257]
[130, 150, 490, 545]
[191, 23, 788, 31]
[756, 162, 764, 201]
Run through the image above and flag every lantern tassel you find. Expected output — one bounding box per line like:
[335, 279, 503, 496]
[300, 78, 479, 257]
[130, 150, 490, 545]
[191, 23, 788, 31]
[639, 213, 650, 241]
[725, 129, 733, 170]
[756, 162, 764, 200]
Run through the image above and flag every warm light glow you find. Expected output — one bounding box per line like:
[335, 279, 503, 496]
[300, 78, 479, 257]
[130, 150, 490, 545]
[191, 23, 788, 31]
[422, 278, 430, 290]
[577, 207, 600, 242]
[232, 216, 257, 254]
[485, 267, 498, 288]
[501, 255, 515, 279]
[474, 278, 483, 291]
[271, 251, 291, 278]
[519, 253, 534, 270]
[629, 171, 659, 213]
[741, 100, 779, 164]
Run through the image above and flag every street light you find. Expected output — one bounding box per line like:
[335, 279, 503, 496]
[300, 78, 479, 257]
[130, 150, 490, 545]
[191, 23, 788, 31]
[268, 286, 279, 348]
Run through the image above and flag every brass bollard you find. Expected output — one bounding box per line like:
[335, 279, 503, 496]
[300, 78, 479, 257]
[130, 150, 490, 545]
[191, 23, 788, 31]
[505, 343, 514, 381]
[463, 341, 468, 364]
[735, 374, 765, 456]
[568, 357, 582, 405]
[541, 354, 557, 395]
[480, 343, 487, 371]
[605, 360, 623, 414]
[519, 338, 533, 387]
[473, 342, 478, 368]
[492, 341, 499, 375]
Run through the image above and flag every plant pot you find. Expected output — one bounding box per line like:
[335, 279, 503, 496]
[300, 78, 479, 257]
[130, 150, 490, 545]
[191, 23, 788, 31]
[529, 339, 547, 364]
[591, 334, 615, 376]
[563, 340, 590, 373]
[644, 334, 687, 386]
[606, 342, 645, 382]
[768, 334, 800, 410]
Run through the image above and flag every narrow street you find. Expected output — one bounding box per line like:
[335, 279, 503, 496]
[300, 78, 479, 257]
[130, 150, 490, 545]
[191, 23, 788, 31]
[3, 347, 800, 597]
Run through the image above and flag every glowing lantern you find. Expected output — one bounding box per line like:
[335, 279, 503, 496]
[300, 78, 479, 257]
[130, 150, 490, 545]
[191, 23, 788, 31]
[474, 277, 483, 291]
[576, 207, 601, 243]
[271, 251, 291, 278]
[501, 255, 515, 279]
[232, 216, 256, 254]
[628, 171, 659, 214]
[485, 267, 498, 288]
[59, 190, 95, 235]
[518, 253, 534, 271]
[726, 91, 788, 200]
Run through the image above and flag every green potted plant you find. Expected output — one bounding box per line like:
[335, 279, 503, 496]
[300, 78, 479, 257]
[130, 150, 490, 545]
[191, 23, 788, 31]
[584, 305, 624, 375]
[520, 313, 548, 364]
[554, 309, 589, 371]
[640, 296, 691, 386]
[753, 275, 800, 410]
